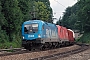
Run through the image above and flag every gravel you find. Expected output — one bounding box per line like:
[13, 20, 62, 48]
[58, 47, 90, 60]
[0, 45, 89, 60]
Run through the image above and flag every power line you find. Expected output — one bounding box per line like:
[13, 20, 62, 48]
[53, 0, 66, 8]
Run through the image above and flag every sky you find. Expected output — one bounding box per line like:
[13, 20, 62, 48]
[49, 0, 77, 23]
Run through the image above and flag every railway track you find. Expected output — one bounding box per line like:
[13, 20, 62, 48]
[30, 43, 90, 60]
[0, 44, 73, 57]
[0, 43, 89, 60]
[0, 48, 30, 56]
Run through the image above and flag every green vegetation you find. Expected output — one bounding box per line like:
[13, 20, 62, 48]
[76, 32, 90, 44]
[0, 0, 90, 48]
[57, 0, 90, 32]
[56, 0, 90, 44]
[0, 0, 52, 49]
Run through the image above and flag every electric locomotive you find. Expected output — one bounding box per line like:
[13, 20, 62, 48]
[21, 20, 58, 50]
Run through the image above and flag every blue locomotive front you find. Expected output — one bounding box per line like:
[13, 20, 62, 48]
[22, 20, 44, 43]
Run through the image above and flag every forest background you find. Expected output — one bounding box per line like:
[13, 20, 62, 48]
[0, 0, 90, 48]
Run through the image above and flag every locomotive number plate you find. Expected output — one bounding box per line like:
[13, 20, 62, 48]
[28, 35, 34, 38]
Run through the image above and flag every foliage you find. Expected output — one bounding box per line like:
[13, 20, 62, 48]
[76, 32, 90, 44]
[1, 0, 23, 42]
[56, 0, 90, 44]
[34, 1, 50, 22]
[0, 0, 52, 48]
[57, 0, 90, 33]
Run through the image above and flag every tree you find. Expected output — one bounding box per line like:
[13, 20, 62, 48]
[61, 7, 72, 28]
[0, 1, 8, 43]
[18, 0, 31, 21]
[33, 1, 50, 22]
[31, 0, 53, 23]
[58, 0, 90, 33]
[0, 0, 53, 48]
[1, 0, 23, 41]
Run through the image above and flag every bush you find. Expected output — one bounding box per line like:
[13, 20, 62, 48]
[76, 32, 90, 44]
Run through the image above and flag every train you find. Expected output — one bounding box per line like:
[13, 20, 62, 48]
[21, 20, 75, 50]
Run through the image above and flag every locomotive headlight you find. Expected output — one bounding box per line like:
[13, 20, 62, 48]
[23, 36, 24, 39]
[38, 34, 41, 38]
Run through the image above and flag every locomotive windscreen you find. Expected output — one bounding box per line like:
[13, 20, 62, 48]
[24, 24, 38, 33]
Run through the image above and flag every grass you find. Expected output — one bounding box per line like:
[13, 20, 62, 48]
[0, 41, 21, 49]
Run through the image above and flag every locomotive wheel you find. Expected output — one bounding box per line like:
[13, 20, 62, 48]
[24, 44, 31, 51]
[39, 45, 44, 50]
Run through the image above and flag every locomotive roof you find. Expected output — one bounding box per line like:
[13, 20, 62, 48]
[23, 20, 45, 24]
[23, 20, 55, 25]
[23, 20, 56, 27]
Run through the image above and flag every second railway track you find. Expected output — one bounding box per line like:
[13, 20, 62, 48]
[30, 43, 90, 60]
[0, 43, 89, 60]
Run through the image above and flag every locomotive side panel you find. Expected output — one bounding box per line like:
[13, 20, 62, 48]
[42, 23, 58, 43]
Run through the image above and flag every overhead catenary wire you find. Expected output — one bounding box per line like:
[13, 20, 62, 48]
[53, 0, 66, 8]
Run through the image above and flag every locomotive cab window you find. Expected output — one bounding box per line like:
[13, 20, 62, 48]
[24, 24, 38, 33]
[32, 24, 38, 32]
